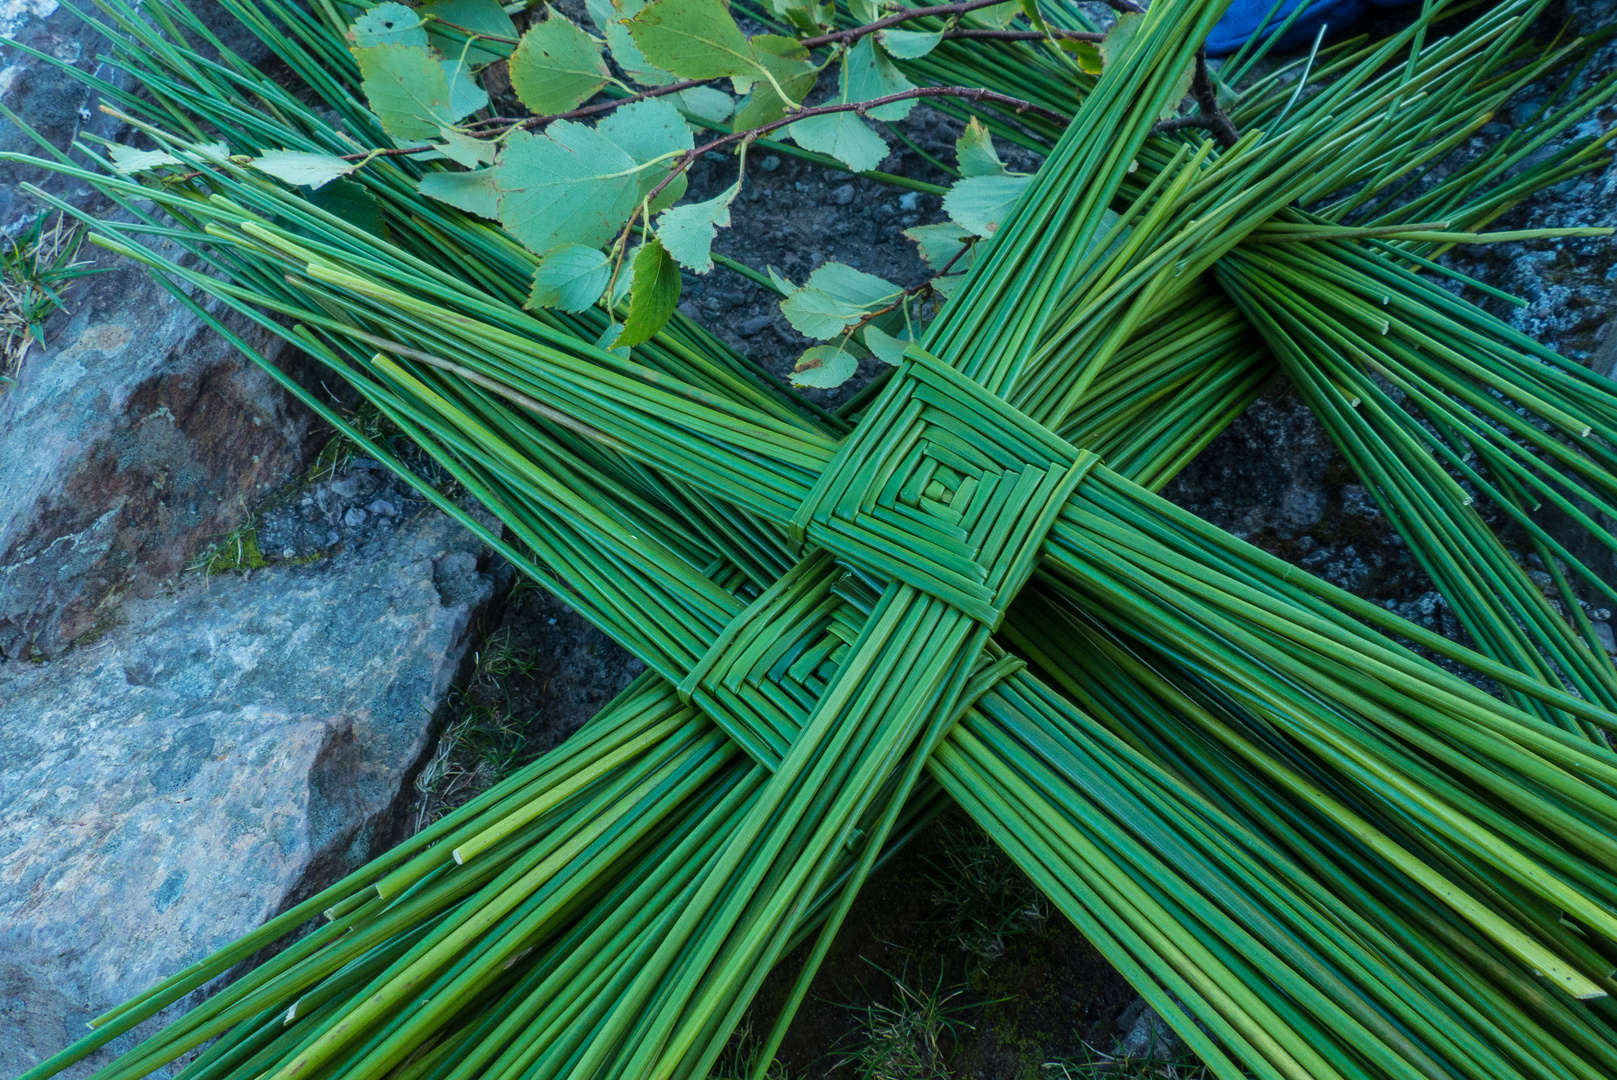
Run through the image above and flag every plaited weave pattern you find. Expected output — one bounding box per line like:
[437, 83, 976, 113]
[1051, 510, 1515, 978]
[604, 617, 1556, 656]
[676, 348, 1099, 771]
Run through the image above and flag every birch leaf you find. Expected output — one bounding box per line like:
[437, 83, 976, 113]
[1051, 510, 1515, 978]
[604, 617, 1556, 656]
[779, 262, 902, 339]
[903, 222, 975, 271]
[657, 175, 741, 272]
[788, 108, 888, 174]
[510, 9, 612, 114]
[422, 0, 517, 63]
[944, 173, 1030, 236]
[618, 238, 682, 347]
[357, 44, 453, 139]
[434, 126, 499, 167]
[442, 58, 490, 120]
[351, 3, 429, 48]
[418, 167, 502, 218]
[492, 122, 642, 252]
[108, 145, 182, 173]
[790, 344, 858, 388]
[955, 118, 1006, 178]
[877, 29, 941, 60]
[527, 243, 613, 311]
[626, 0, 756, 79]
[843, 37, 914, 121]
[249, 150, 359, 189]
[862, 324, 913, 365]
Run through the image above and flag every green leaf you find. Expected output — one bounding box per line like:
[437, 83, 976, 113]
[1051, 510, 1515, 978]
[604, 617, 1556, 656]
[1100, 10, 1142, 70]
[423, 0, 517, 63]
[848, 0, 879, 23]
[419, 167, 502, 218]
[587, 0, 672, 85]
[478, 99, 689, 255]
[510, 9, 612, 114]
[730, 35, 816, 130]
[843, 37, 914, 122]
[955, 117, 1006, 178]
[962, 0, 1017, 28]
[434, 126, 499, 167]
[1160, 58, 1196, 121]
[670, 85, 735, 123]
[861, 324, 912, 365]
[657, 168, 741, 272]
[307, 179, 390, 238]
[350, 3, 429, 48]
[249, 150, 359, 189]
[764, 0, 829, 32]
[626, 0, 755, 80]
[595, 98, 694, 209]
[789, 344, 858, 388]
[766, 265, 794, 295]
[596, 99, 692, 179]
[191, 141, 233, 163]
[609, 255, 636, 307]
[931, 272, 966, 298]
[492, 122, 642, 252]
[943, 172, 1030, 236]
[527, 243, 613, 311]
[442, 58, 491, 120]
[903, 221, 974, 271]
[1062, 38, 1102, 75]
[357, 44, 453, 139]
[877, 29, 941, 60]
[595, 317, 629, 356]
[618, 238, 681, 347]
[779, 262, 901, 339]
[788, 108, 887, 174]
[107, 145, 181, 173]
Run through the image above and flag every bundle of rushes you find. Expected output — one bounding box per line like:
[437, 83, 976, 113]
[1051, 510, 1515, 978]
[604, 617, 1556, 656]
[10, 1, 1617, 1080]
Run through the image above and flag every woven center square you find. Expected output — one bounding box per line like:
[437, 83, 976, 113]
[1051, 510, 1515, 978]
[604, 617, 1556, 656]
[790, 348, 1097, 627]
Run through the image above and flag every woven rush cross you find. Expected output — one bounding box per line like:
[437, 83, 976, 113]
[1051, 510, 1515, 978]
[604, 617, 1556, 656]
[22, 0, 1617, 1079]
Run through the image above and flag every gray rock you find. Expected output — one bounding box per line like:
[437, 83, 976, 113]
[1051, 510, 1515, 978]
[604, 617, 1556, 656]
[1115, 997, 1190, 1061]
[0, 508, 502, 1077]
[1, 4, 320, 660]
[1163, 392, 1335, 541]
[0, 250, 322, 659]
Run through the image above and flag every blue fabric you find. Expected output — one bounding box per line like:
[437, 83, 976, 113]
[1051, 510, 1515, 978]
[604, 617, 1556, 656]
[1205, 0, 1416, 58]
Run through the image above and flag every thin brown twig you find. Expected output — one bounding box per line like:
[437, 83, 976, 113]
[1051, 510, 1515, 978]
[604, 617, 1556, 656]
[1186, 45, 1242, 147]
[843, 234, 977, 336]
[798, 0, 1022, 49]
[465, 77, 715, 133]
[427, 16, 520, 45]
[355, 82, 1062, 169]
[939, 27, 1102, 43]
[641, 85, 1066, 207]
[342, 1, 1091, 163]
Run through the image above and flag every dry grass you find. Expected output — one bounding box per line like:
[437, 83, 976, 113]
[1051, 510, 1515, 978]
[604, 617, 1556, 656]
[1, 213, 97, 386]
[411, 628, 538, 831]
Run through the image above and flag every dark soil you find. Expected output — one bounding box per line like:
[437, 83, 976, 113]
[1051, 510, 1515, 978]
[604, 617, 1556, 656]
[677, 106, 962, 408]
[741, 808, 1139, 1080]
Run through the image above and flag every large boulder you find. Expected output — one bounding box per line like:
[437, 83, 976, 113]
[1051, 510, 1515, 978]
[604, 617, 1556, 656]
[1, 1, 321, 660]
[0, 249, 325, 658]
[0, 502, 504, 1077]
